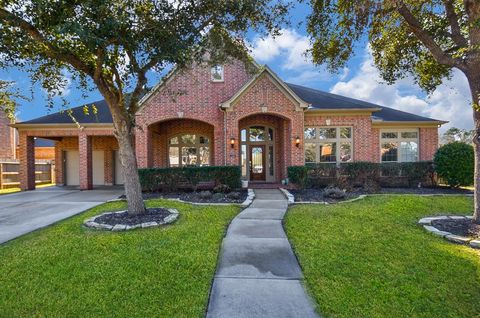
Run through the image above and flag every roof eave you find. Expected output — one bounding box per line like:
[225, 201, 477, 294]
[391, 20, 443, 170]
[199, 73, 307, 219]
[12, 123, 114, 129]
[371, 120, 448, 127]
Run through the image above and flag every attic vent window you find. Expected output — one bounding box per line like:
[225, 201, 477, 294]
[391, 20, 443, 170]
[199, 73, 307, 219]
[211, 65, 224, 82]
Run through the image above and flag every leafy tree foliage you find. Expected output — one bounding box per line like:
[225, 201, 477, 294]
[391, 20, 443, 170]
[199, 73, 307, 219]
[442, 127, 474, 144]
[306, 0, 480, 223]
[434, 142, 474, 187]
[0, 0, 289, 214]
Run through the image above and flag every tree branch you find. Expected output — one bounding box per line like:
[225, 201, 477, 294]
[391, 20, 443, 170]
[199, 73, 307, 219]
[0, 8, 95, 76]
[394, 1, 461, 68]
[443, 0, 468, 47]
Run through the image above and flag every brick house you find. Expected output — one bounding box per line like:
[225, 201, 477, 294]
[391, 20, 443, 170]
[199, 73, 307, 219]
[13, 59, 446, 190]
[0, 111, 16, 160]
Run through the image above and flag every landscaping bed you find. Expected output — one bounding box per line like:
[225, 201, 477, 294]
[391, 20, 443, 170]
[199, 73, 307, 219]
[431, 218, 480, 239]
[141, 189, 248, 203]
[289, 186, 472, 203]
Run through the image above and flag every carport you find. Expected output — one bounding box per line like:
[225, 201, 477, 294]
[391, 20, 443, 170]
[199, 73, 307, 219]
[12, 100, 124, 190]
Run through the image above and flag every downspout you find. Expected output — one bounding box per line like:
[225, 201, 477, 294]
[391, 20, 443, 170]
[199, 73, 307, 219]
[223, 107, 227, 165]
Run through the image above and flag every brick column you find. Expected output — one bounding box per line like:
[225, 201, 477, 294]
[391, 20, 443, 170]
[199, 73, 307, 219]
[19, 132, 35, 190]
[79, 133, 93, 190]
[104, 149, 114, 185]
[135, 124, 152, 168]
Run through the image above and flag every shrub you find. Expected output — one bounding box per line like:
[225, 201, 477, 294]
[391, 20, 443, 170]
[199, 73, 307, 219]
[287, 166, 308, 188]
[323, 186, 346, 199]
[288, 161, 434, 189]
[434, 142, 474, 187]
[213, 184, 231, 194]
[138, 166, 241, 192]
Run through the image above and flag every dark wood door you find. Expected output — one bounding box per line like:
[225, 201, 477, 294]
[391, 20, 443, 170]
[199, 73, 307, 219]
[249, 145, 266, 181]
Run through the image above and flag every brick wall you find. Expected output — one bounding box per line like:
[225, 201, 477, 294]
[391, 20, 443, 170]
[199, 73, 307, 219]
[136, 60, 253, 168]
[0, 112, 14, 160]
[419, 127, 439, 161]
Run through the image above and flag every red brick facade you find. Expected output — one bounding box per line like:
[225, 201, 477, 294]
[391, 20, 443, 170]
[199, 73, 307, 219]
[0, 112, 15, 160]
[15, 60, 441, 190]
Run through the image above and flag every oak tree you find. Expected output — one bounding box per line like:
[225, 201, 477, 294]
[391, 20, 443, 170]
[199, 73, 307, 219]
[0, 0, 288, 214]
[307, 0, 480, 223]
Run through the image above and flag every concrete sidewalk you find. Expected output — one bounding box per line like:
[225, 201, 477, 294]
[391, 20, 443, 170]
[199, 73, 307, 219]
[0, 186, 124, 244]
[206, 189, 320, 318]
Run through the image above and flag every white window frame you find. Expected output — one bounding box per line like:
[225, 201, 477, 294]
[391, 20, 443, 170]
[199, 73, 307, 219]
[380, 129, 419, 162]
[304, 126, 353, 164]
[168, 134, 210, 167]
[210, 65, 224, 82]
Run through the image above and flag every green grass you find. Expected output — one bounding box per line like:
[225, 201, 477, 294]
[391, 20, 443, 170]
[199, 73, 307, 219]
[0, 199, 239, 317]
[285, 195, 480, 318]
[0, 183, 55, 195]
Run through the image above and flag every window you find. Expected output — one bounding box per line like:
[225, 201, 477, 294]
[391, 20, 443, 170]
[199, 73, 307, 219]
[380, 130, 418, 162]
[211, 65, 224, 82]
[304, 127, 353, 163]
[168, 134, 210, 167]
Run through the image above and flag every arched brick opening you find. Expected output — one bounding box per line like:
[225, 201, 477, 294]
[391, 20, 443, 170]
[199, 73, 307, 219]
[237, 113, 291, 183]
[148, 118, 215, 167]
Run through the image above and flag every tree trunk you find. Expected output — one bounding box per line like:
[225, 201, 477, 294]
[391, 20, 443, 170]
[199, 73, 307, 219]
[466, 71, 480, 224]
[115, 126, 146, 215]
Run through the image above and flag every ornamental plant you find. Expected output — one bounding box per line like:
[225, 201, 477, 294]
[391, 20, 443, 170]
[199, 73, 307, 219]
[434, 142, 474, 187]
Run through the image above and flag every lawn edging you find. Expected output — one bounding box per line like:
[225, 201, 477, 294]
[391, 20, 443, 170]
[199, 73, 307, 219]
[418, 216, 480, 249]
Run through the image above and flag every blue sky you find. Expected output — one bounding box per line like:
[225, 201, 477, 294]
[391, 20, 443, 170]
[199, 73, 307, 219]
[0, 2, 473, 132]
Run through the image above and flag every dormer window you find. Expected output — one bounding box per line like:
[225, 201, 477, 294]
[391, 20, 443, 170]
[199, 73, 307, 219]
[211, 65, 224, 82]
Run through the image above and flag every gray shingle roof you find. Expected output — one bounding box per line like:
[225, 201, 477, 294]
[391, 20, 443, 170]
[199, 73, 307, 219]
[286, 82, 443, 122]
[21, 100, 112, 124]
[19, 82, 443, 125]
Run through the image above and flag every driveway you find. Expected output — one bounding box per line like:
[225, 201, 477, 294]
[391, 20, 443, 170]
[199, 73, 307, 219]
[0, 186, 124, 244]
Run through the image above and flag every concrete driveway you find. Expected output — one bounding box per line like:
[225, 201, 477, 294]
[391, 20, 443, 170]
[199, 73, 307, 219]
[0, 186, 124, 244]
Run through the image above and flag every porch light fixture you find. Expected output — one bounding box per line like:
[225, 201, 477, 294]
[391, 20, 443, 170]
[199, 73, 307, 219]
[230, 138, 235, 148]
[295, 136, 301, 148]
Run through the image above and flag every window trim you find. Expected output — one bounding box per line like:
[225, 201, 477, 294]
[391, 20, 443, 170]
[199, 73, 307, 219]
[168, 133, 211, 167]
[210, 65, 224, 82]
[379, 128, 419, 162]
[304, 126, 353, 164]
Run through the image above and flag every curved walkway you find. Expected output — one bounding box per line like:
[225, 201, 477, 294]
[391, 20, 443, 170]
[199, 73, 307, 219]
[206, 189, 320, 318]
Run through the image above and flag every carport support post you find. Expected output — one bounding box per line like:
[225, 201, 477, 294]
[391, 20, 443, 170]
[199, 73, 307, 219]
[19, 133, 35, 191]
[79, 133, 93, 190]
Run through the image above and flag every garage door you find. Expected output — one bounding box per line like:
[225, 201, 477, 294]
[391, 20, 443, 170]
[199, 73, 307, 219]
[114, 150, 125, 185]
[92, 150, 105, 185]
[65, 150, 79, 186]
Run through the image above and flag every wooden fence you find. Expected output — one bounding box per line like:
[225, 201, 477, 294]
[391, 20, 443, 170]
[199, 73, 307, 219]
[0, 161, 54, 189]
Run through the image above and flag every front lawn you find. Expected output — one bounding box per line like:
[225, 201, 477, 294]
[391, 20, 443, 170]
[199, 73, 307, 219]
[0, 199, 239, 317]
[285, 195, 480, 318]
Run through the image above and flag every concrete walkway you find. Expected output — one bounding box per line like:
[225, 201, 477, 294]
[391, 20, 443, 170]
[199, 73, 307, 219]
[206, 189, 320, 318]
[0, 186, 124, 244]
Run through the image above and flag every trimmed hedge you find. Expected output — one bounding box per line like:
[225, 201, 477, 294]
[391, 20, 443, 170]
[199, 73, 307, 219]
[288, 161, 435, 189]
[434, 142, 474, 187]
[138, 166, 241, 192]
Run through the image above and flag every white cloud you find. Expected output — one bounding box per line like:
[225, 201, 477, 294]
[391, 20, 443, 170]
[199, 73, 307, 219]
[330, 51, 473, 132]
[250, 29, 311, 70]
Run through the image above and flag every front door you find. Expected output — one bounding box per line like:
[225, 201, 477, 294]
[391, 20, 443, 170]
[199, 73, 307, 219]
[249, 145, 266, 181]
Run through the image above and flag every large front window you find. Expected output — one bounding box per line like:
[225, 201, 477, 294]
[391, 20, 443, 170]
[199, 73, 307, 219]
[380, 130, 418, 162]
[169, 134, 210, 167]
[304, 127, 353, 163]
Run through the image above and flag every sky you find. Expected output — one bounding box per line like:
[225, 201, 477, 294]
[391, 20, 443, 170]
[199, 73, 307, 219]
[0, 2, 473, 133]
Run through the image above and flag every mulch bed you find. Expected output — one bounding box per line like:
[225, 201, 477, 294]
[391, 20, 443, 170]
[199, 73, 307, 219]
[289, 189, 360, 203]
[139, 189, 248, 203]
[432, 218, 480, 239]
[290, 186, 473, 203]
[94, 208, 171, 226]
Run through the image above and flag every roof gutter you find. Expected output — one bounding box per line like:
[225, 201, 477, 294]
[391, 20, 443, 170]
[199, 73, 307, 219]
[11, 123, 114, 129]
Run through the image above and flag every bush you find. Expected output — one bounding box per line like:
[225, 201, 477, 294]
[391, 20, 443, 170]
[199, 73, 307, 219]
[213, 184, 231, 194]
[138, 166, 241, 192]
[323, 186, 346, 199]
[287, 166, 308, 188]
[434, 142, 474, 187]
[288, 161, 434, 190]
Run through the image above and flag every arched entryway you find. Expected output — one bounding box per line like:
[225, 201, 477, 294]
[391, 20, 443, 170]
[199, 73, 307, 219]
[148, 118, 215, 168]
[238, 114, 290, 183]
